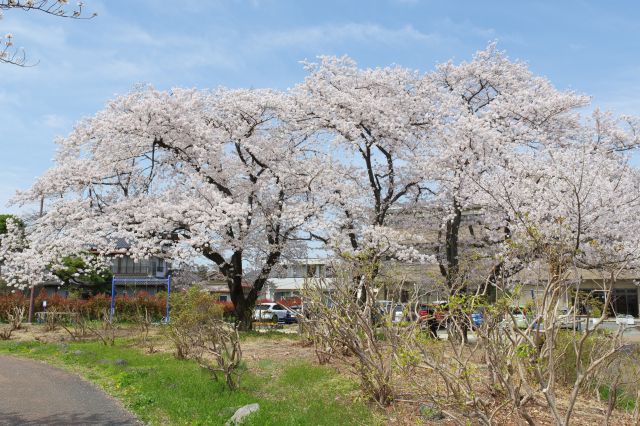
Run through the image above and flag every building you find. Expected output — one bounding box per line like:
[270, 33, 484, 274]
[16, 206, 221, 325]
[109, 255, 171, 296]
[261, 258, 333, 301]
[40, 254, 171, 298]
[185, 270, 252, 302]
[383, 205, 640, 317]
[514, 263, 640, 317]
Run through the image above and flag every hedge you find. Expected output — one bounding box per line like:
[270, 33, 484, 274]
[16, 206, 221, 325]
[0, 289, 236, 322]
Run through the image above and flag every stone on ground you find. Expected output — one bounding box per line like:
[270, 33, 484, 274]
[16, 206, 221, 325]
[225, 403, 260, 425]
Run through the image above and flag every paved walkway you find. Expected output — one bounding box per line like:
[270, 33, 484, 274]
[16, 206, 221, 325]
[0, 356, 138, 425]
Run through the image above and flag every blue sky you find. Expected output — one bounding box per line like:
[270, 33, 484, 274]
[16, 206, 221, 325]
[1, 0, 640, 214]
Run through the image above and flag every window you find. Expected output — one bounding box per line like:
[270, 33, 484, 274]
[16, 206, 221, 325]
[125, 257, 134, 274]
[275, 291, 289, 300]
[307, 264, 317, 278]
[305, 263, 325, 278]
[219, 295, 228, 302]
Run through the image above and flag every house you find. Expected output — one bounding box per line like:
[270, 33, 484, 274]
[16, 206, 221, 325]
[109, 254, 171, 296]
[513, 263, 640, 317]
[382, 205, 640, 317]
[40, 254, 171, 298]
[261, 258, 334, 301]
[187, 270, 252, 302]
[375, 205, 495, 303]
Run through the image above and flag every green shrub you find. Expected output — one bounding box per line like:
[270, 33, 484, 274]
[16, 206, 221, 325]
[554, 330, 610, 385]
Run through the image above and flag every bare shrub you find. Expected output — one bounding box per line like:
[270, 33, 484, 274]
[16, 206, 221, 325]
[301, 259, 417, 407]
[8, 306, 25, 330]
[192, 319, 243, 390]
[403, 264, 633, 426]
[88, 309, 117, 346]
[587, 341, 640, 424]
[0, 326, 12, 340]
[0, 306, 24, 340]
[402, 293, 503, 425]
[165, 286, 242, 389]
[60, 311, 89, 341]
[43, 306, 59, 332]
[166, 287, 223, 359]
[135, 306, 155, 353]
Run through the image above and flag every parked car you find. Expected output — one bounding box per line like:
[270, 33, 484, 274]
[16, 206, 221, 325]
[372, 300, 394, 324]
[253, 303, 294, 323]
[287, 304, 305, 322]
[391, 304, 401, 323]
[615, 314, 635, 326]
[418, 304, 432, 318]
[391, 303, 422, 323]
[557, 313, 586, 330]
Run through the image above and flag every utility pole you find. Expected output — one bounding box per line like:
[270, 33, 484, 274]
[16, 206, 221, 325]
[27, 196, 44, 323]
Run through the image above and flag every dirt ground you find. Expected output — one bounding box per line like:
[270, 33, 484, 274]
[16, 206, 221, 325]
[3, 323, 639, 425]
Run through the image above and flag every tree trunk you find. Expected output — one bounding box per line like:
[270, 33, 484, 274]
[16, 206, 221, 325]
[440, 202, 467, 343]
[226, 251, 256, 331]
[233, 297, 254, 331]
[229, 282, 256, 331]
[205, 243, 282, 332]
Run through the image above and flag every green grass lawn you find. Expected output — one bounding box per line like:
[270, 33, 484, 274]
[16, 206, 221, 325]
[0, 340, 378, 425]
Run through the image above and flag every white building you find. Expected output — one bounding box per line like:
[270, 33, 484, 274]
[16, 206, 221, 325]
[261, 258, 333, 301]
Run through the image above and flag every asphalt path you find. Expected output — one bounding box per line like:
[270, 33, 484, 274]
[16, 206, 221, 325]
[0, 356, 138, 425]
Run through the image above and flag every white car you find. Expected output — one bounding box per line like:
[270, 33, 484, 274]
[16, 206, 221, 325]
[616, 314, 635, 326]
[253, 303, 290, 323]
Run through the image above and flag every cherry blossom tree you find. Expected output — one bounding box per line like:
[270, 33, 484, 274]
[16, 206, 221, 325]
[0, 214, 22, 235]
[461, 135, 640, 424]
[5, 44, 640, 335]
[0, 216, 59, 290]
[475, 140, 640, 282]
[292, 56, 435, 289]
[419, 44, 593, 295]
[1, 0, 95, 66]
[292, 45, 596, 297]
[10, 86, 325, 329]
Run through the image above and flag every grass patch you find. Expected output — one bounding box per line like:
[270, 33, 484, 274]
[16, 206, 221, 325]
[0, 340, 376, 425]
[598, 385, 638, 412]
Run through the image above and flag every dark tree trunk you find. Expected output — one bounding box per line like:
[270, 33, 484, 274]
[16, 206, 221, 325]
[215, 248, 282, 332]
[444, 203, 462, 290]
[225, 250, 255, 331]
[232, 296, 253, 331]
[439, 201, 469, 343]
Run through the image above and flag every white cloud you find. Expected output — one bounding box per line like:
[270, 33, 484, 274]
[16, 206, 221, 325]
[249, 22, 445, 51]
[42, 114, 68, 129]
[110, 24, 161, 47]
[1, 17, 68, 47]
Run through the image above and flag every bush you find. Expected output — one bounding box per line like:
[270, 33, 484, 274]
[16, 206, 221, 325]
[554, 329, 610, 386]
[214, 301, 235, 319]
[166, 287, 224, 359]
[165, 287, 242, 389]
[0, 290, 169, 323]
